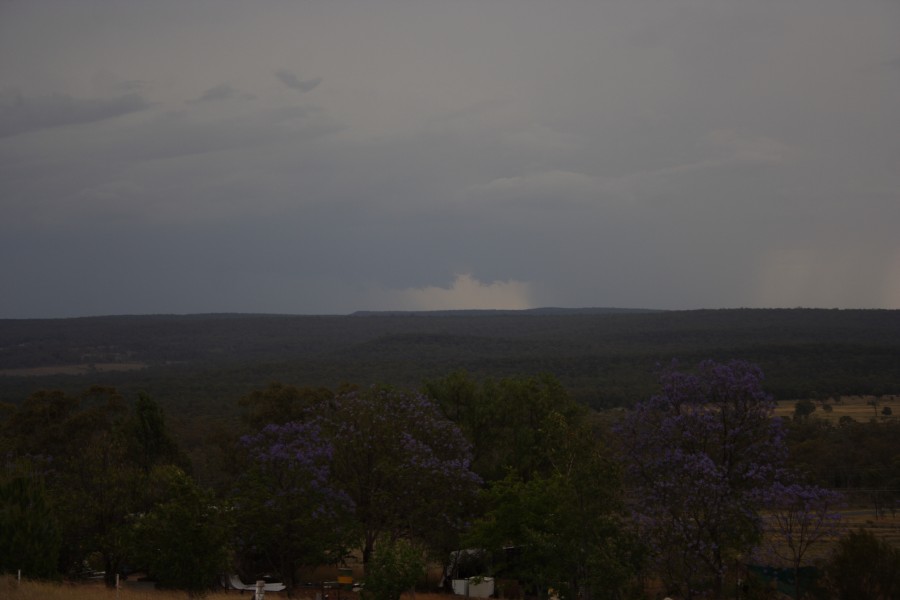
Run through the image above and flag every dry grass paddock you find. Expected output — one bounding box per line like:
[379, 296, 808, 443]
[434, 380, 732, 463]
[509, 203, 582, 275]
[773, 394, 900, 424]
[0, 362, 147, 377]
[771, 395, 900, 556]
[0, 577, 451, 600]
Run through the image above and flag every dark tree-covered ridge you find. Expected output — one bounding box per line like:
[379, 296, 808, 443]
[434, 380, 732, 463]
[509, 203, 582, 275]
[2, 308, 899, 411]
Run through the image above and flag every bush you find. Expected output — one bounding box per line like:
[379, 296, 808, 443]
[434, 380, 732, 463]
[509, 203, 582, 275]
[362, 539, 425, 600]
[825, 529, 900, 600]
[794, 399, 817, 421]
[0, 470, 61, 580]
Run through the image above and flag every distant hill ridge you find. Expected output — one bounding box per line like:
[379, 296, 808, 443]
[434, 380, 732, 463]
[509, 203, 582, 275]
[1, 307, 899, 410]
[349, 307, 663, 317]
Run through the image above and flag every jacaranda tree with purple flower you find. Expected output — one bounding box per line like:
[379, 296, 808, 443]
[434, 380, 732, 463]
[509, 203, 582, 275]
[318, 385, 481, 565]
[235, 420, 354, 592]
[616, 360, 789, 598]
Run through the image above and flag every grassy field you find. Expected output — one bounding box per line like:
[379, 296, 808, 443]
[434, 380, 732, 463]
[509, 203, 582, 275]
[0, 576, 226, 600]
[774, 394, 900, 424]
[0, 362, 147, 377]
[773, 395, 900, 552]
[1, 577, 394, 600]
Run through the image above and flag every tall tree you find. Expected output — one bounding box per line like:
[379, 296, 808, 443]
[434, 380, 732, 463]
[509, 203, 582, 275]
[233, 420, 354, 591]
[362, 539, 426, 600]
[129, 392, 189, 473]
[759, 482, 843, 600]
[0, 387, 189, 586]
[424, 372, 580, 481]
[616, 360, 788, 599]
[238, 383, 333, 431]
[320, 385, 481, 565]
[130, 465, 232, 597]
[0, 387, 138, 585]
[826, 529, 900, 600]
[466, 411, 642, 600]
[0, 463, 62, 579]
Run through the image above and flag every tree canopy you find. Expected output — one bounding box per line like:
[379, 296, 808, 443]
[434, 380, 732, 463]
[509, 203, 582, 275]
[615, 360, 829, 599]
[0, 362, 877, 599]
[319, 385, 481, 565]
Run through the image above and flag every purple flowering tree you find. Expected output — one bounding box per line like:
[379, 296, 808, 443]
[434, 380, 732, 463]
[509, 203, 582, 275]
[319, 386, 481, 565]
[235, 420, 354, 592]
[616, 360, 788, 599]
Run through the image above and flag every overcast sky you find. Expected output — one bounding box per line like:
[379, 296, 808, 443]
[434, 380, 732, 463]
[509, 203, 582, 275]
[2, 1, 899, 318]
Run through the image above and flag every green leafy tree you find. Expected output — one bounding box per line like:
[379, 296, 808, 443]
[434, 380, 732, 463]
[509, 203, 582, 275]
[0, 387, 139, 585]
[0, 387, 189, 586]
[467, 411, 641, 600]
[362, 539, 426, 600]
[129, 392, 190, 473]
[238, 383, 333, 430]
[320, 385, 481, 565]
[825, 529, 900, 600]
[130, 465, 232, 597]
[793, 399, 817, 421]
[0, 464, 62, 579]
[63, 426, 144, 586]
[424, 372, 581, 482]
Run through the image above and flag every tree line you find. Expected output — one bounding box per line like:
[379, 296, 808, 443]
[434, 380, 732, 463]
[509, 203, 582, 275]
[4, 309, 900, 412]
[2, 362, 899, 599]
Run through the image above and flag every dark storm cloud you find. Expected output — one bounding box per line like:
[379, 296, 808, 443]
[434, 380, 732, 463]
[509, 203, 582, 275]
[0, 90, 151, 138]
[190, 83, 247, 103]
[274, 70, 322, 93]
[1, 0, 899, 317]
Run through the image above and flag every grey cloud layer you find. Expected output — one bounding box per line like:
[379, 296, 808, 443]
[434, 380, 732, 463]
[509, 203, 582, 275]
[0, 0, 898, 317]
[0, 91, 152, 138]
[275, 70, 322, 93]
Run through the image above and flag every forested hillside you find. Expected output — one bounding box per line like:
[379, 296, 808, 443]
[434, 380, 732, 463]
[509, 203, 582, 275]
[2, 308, 899, 416]
[3, 312, 900, 597]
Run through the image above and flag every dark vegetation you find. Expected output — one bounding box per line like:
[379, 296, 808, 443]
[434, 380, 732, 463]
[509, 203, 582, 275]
[2, 308, 899, 416]
[2, 309, 900, 598]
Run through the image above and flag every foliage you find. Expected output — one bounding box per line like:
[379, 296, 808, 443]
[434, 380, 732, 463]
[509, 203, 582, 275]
[1, 387, 144, 586]
[758, 482, 843, 599]
[0, 387, 190, 586]
[824, 529, 900, 600]
[615, 360, 788, 599]
[128, 393, 190, 473]
[466, 409, 642, 600]
[423, 372, 584, 481]
[319, 385, 481, 564]
[130, 466, 232, 597]
[793, 399, 817, 421]
[786, 418, 900, 516]
[234, 420, 353, 590]
[362, 538, 426, 600]
[0, 465, 61, 579]
[238, 382, 333, 430]
[6, 309, 900, 415]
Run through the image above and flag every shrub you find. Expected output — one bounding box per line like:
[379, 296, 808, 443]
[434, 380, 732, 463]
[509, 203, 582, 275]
[825, 529, 900, 600]
[362, 539, 425, 600]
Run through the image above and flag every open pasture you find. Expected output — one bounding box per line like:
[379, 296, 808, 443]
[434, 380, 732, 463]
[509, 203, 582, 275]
[774, 395, 900, 424]
[1, 576, 406, 600]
